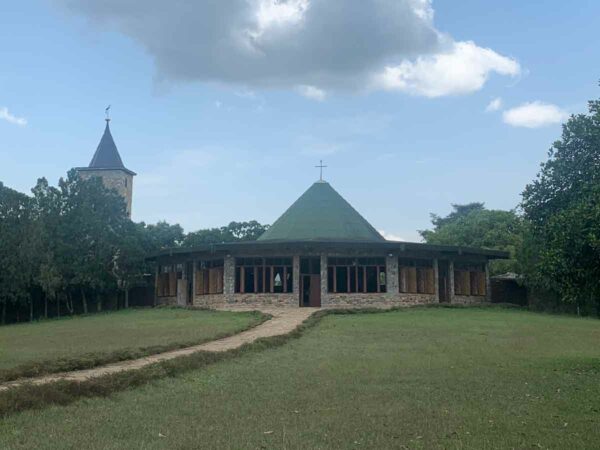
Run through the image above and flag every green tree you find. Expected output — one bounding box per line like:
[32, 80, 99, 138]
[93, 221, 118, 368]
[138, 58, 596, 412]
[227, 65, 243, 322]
[0, 182, 35, 323]
[144, 221, 185, 250]
[31, 178, 64, 318]
[58, 170, 130, 313]
[183, 221, 269, 247]
[521, 93, 600, 314]
[420, 203, 523, 275]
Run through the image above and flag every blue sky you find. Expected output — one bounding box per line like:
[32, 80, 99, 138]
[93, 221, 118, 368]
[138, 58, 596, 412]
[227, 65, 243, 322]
[1, 0, 599, 241]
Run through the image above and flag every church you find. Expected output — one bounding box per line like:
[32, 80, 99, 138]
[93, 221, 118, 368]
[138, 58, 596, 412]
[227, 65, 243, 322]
[150, 179, 507, 309]
[77, 118, 507, 309]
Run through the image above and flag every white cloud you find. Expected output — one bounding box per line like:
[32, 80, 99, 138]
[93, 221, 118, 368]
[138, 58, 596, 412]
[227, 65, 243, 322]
[0, 107, 27, 126]
[254, 0, 309, 37]
[503, 101, 568, 128]
[485, 97, 503, 112]
[379, 230, 405, 242]
[57, 1, 518, 98]
[374, 41, 520, 97]
[296, 85, 326, 101]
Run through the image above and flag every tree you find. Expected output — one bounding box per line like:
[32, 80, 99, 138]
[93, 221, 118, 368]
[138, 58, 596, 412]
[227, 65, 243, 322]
[0, 182, 35, 323]
[144, 221, 185, 250]
[31, 178, 64, 318]
[1, 173, 189, 324]
[420, 203, 523, 274]
[521, 93, 600, 314]
[58, 170, 130, 313]
[183, 221, 269, 247]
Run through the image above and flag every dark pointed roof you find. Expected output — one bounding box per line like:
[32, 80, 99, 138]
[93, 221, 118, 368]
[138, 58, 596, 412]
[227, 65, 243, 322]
[258, 181, 385, 242]
[89, 119, 126, 169]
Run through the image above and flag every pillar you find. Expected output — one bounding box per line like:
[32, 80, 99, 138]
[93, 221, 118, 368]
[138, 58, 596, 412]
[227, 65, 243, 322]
[293, 256, 300, 296]
[485, 261, 492, 302]
[386, 255, 399, 294]
[153, 263, 159, 307]
[223, 255, 235, 297]
[191, 260, 197, 304]
[449, 260, 455, 304]
[433, 258, 440, 303]
[320, 254, 328, 301]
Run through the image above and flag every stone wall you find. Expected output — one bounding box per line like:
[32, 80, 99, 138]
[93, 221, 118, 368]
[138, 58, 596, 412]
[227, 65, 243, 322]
[193, 293, 297, 308]
[322, 293, 437, 308]
[452, 295, 487, 305]
[192, 292, 437, 308]
[78, 169, 134, 217]
[223, 256, 235, 295]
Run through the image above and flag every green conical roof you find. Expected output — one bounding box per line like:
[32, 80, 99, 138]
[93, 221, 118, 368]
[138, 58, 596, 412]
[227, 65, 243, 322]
[258, 181, 385, 242]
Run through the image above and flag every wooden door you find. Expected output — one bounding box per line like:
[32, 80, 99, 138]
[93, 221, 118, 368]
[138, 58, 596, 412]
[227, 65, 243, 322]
[309, 275, 321, 307]
[438, 261, 449, 303]
[300, 275, 321, 307]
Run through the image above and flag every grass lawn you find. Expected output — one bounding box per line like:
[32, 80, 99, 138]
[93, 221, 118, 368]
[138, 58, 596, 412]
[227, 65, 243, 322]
[1, 308, 600, 449]
[0, 308, 265, 381]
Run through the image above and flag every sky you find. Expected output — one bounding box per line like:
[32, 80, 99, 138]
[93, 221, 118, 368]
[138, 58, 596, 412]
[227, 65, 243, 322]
[1, 0, 599, 241]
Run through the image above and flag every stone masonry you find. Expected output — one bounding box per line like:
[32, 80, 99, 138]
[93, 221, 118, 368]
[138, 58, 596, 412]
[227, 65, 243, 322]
[78, 169, 134, 217]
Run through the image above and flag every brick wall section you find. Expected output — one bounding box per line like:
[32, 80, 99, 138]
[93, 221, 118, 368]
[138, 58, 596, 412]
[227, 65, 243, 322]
[452, 295, 487, 305]
[193, 293, 297, 307]
[192, 292, 437, 308]
[322, 293, 437, 308]
[223, 256, 235, 295]
[78, 170, 134, 217]
[320, 254, 328, 298]
[386, 255, 399, 294]
[293, 256, 300, 295]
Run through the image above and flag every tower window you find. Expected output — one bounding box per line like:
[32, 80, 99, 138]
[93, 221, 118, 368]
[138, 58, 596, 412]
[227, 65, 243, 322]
[125, 178, 128, 187]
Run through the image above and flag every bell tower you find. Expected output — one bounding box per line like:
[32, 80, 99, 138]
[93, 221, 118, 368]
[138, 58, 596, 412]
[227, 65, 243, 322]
[75, 116, 136, 217]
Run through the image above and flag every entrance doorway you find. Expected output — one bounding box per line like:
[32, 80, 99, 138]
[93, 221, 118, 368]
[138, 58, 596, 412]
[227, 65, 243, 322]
[438, 260, 450, 303]
[300, 258, 321, 307]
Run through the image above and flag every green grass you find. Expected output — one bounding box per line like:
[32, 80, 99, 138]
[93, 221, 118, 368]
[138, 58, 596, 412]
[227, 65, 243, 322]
[0, 307, 266, 382]
[1, 308, 600, 449]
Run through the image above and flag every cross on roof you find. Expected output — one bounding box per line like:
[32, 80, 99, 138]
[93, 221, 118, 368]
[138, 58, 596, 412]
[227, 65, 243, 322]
[315, 160, 327, 181]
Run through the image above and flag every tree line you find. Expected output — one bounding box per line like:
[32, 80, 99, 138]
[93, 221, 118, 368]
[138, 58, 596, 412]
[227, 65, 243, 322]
[421, 92, 600, 315]
[0, 170, 268, 324]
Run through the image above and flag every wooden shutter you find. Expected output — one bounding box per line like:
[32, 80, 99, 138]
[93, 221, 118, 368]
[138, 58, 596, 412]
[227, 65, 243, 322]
[407, 267, 417, 293]
[478, 272, 486, 296]
[425, 268, 435, 294]
[169, 272, 177, 296]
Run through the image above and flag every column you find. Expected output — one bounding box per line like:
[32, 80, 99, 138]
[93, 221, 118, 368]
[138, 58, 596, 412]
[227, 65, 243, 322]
[386, 255, 399, 294]
[320, 254, 328, 301]
[433, 258, 440, 303]
[191, 260, 197, 304]
[293, 256, 300, 296]
[153, 264, 159, 307]
[448, 260, 455, 303]
[485, 261, 492, 302]
[223, 255, 235, 297]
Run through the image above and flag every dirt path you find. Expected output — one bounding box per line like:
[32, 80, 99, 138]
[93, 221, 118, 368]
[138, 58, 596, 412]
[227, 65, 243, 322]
[0, 307, 317, 392]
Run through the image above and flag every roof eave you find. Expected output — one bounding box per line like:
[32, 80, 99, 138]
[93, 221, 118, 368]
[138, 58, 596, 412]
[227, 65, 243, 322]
[74, 166, 137, 176]
[147, 240, 510, 261]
